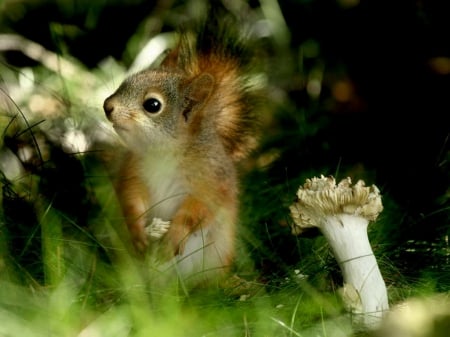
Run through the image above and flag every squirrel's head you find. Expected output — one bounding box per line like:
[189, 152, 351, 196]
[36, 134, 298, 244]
[103, 69, 215, 153]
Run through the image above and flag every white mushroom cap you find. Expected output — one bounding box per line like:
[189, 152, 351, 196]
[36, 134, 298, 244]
[290, 175, 383, 235]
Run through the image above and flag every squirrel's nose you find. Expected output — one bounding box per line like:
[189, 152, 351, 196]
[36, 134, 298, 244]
[103, 97, 115, 119]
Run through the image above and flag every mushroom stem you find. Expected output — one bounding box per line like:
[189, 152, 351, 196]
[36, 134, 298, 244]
[289, 176, 389, 329]
[320, 214, 388, 327]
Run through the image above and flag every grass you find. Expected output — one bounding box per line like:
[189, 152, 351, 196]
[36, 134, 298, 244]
[0, 80, 447, 337]
[0, 185, 349, 337]
[1, 2, 449, 336]
[0, 52, 354, 335]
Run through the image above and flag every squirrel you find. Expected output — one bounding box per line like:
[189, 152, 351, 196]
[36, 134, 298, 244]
[103, 19, 261, 287]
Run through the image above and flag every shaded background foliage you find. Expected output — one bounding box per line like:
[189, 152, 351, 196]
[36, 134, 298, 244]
[0, 0, 449, 291]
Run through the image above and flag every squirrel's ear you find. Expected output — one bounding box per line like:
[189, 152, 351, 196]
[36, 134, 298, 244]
[182, 73, 215, 121]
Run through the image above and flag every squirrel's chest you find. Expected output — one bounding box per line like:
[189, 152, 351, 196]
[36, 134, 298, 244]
[139, 155, 187, 220]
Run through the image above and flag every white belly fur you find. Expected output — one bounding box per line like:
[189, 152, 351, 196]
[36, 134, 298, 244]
[140, 153, 233, 288]
[152, 220, 232, 288]
[141, 153, 186, 220]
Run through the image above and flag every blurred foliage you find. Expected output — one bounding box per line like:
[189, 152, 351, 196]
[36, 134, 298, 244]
[0, 0, 449, 336]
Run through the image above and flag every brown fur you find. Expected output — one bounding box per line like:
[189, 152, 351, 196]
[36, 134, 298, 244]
[103, 24, 259, 287]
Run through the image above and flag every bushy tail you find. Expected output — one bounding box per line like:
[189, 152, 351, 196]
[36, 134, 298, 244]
[162, 14, 263, 161]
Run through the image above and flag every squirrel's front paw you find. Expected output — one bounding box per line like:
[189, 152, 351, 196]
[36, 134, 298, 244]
[146, 217, 171, 240]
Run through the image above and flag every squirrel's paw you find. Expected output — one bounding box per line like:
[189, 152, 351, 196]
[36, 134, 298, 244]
[146, 217, 171, 240]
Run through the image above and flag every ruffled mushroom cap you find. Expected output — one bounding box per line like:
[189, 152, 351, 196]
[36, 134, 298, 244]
[290, 175, 383, 235]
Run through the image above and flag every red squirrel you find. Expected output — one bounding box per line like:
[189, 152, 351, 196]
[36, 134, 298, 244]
[103, 20, 261, 287]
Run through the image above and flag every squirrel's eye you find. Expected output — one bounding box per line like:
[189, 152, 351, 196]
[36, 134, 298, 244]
[143, 98, 162, 113]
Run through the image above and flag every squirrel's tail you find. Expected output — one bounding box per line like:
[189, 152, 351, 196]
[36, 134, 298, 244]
[162, 14, 264, 162]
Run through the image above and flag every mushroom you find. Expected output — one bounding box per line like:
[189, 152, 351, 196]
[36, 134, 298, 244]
[289, 175, 388, 329]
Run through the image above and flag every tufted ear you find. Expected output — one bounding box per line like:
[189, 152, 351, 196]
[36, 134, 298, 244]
[182, 73, 215, 122]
